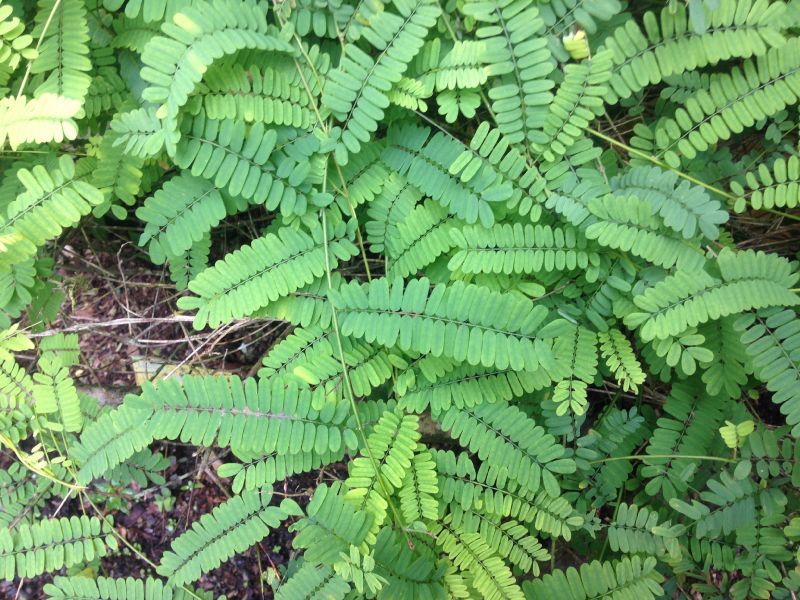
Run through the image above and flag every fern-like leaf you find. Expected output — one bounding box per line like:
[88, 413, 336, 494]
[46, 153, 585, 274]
[523, 556, 664, 599]
[625, 248, 800, 341]
[291, 482, 373, 566]
[70, 403, 156, 485]
[434, 400, 575, 497]
[274, 563, 350, 600]
[0, 516, 117, 580]
[398, 444, 438, 522]
[177, 223, 357, 329]
[736, 308, 800, 435]
[0, 94, 79, 150]
[33, 354, 82, 432]
[157, 489, 301, 585]
[610, 165, 728, 240]
[0, 156, 104, 266]
[601, 0, 787, 103]
[331, 276, 567, 372]
[30, 0, 91, 101]
[136, 173, 226, 264]
[323, 0, 441, 164]
[140, 0, 294, 149]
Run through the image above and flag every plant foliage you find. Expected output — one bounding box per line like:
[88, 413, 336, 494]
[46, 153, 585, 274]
[0, 0, 799, 598]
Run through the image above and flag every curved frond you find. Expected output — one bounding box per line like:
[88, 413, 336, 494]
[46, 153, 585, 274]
[737, 308, 800, 435]
[597, 328, 646, 393]
[530, 50, 614, 163]
[641, 380, 728, 499]
[33, 354, 81, 432]
[136, 173, 226, 264]
[70, 403, 156, 485]
[195, 57, 325, 128]
[0, 156, 103, 267]
[397, 361, 550, 413]
[140, 0, 294, 149]
[625, 249, 800, 341]
[386, 200, 456, 279]
[610, 165, 728, 240]
[291, 482, 373, 566]
[433, 519, 525, 600]
[434, 400, 575, 496]
[383, 124, 512, 226]
[435, 450, 582, 538]
[345, 409, 420, 530]
[642, 39, 800, 168]
[585, 194, 707, 270]
[398, 445, 439, 522]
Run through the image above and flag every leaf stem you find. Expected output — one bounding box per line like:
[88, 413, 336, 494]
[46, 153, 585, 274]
[16, 0, 63, 100]
[588, 453, 736, 465]
[320, 200, 411, 548]
[584, 126, 800, 222]
[0, 432, 85, 491]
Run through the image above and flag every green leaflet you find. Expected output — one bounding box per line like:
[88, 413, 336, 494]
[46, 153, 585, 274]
[45, 576, 205, 600]
[177, 223, 358, 329]
[323, 0, 441, 164]
[140, 0, 294, 150]
[601, 0, 787, 103]
[737, 308, 800, 435]
[331, 276, 570, 372]
[625, 248, 800, 341]
[434, 400, 575, 497]
[0, 516, 118, 580]
[136, 173, 227, 264]
[30, 0, 92, 102]
[157, 489, 301, 585]
[0, 94, 79, 150]
[2, 0, 800, 597]
[523, 556, 664, 599]
[0, 155, 104, 268]
[135, 374, 359, 456]
[449, 222, 600, 279]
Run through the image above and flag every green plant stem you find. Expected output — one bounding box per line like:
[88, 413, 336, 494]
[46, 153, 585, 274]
[585, 126, 800, 222]
[599, 485, 625, 562]
[15, 0, 62, 100]
[279, 7, 373, 282]
[589, 454, 736, 465]
[320, 202, 411, 549]
[0, 432, 85, 491]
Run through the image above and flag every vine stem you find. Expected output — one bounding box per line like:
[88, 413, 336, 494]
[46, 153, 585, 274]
[588, 454, 737, 465]
[0, 432, 85, 491]
[320, 200, 412, 549]
[276, 5, 373, 281]
[15, 0, 62, 100]
[584, 126, 800, 222]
